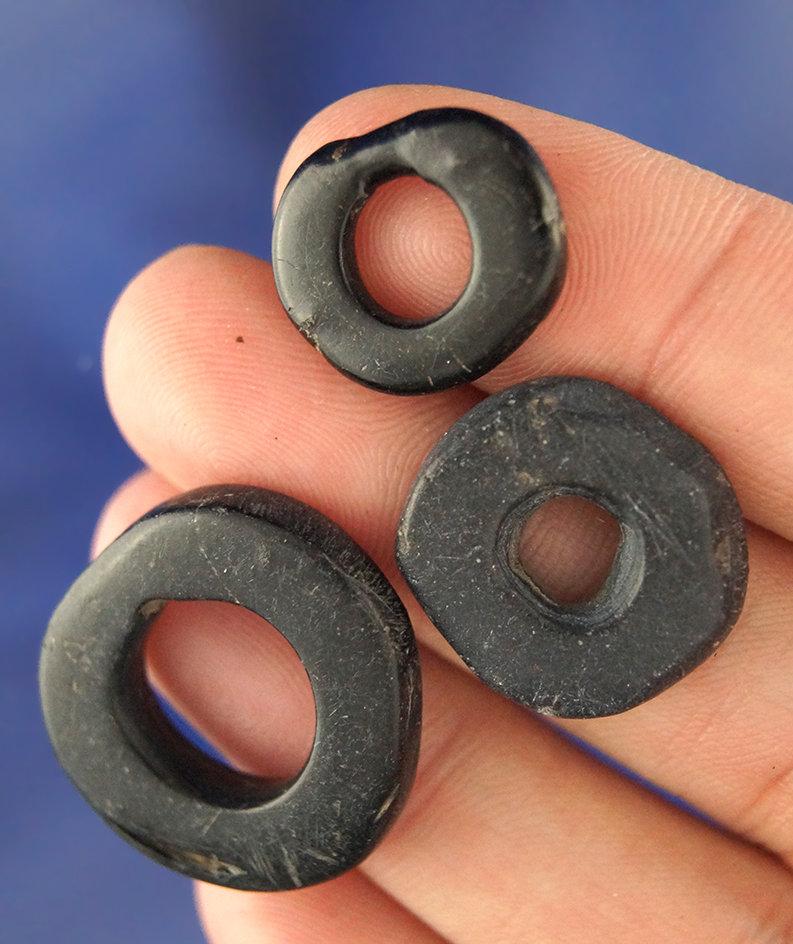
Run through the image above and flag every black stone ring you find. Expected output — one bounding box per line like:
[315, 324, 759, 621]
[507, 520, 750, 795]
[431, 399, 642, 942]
[272, 107, 566, 395]
[397, 377, 748, 718]
[40, 485, 421, 890]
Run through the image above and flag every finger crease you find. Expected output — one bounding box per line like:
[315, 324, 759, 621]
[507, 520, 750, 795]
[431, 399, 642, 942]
[636, 191, 760, 404]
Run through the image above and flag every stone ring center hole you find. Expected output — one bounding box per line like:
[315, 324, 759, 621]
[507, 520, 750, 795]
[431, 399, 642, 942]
[353, 176, 473, 322]
[517, 495, 622, 605]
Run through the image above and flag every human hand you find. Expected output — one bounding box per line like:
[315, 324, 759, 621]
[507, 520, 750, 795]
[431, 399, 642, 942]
[93, 85, 793, 943]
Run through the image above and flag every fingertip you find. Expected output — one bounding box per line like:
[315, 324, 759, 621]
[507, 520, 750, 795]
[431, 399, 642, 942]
[91, 468, 177, 558]
[102, 244, 288, 490]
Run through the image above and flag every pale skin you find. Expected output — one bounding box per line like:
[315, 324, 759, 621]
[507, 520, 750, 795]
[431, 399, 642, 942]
[92, 85, 793, 942]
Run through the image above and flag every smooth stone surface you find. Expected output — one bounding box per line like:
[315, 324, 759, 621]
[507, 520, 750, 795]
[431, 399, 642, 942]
[40, 485, 421, 890]
[272, 107, 566, 394]
[397, 377, 748, 718]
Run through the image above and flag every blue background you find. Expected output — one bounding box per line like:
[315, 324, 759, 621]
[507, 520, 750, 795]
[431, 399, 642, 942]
[3, 2, 792, 940]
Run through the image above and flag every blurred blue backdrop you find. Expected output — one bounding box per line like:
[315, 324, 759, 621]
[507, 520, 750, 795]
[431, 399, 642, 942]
[3, 2, 792, 940]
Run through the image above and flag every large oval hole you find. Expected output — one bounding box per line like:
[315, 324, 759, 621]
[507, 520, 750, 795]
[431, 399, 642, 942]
[141, 600, 316, 785]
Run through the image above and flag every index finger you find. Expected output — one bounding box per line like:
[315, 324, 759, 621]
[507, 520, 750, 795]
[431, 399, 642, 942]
[275, 84, 793, 541]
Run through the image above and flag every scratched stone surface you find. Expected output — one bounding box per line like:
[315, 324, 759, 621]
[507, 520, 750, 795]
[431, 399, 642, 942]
[272, 108, 566, 394]
[397, 378, 748, 717]
[40, 486, 421, 890]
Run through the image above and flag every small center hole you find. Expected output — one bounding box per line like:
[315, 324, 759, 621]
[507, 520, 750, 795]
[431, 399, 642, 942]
[517, 496, 622, 605]
[354, 176, 473, 322]
[144, 600, 316, 783]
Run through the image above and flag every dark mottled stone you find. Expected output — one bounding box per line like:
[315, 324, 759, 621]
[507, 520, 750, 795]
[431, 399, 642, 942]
[272, 107, 566, 394]
[40, 485, 421, 890]
[397, 377, 748, 718]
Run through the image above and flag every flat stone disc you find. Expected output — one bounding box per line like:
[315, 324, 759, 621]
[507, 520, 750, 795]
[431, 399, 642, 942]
[40, 485, 421, 890]
[397, 377, 748, 717]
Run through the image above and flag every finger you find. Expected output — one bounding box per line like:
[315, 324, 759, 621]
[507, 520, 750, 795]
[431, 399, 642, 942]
[364, 652, 793, 944]
[275, 84, 793, 542]
[196, 874, 447, 944]
[91, 467, 176, 557]
[103, 245, 479, 571]
[100, 475, 793, 944]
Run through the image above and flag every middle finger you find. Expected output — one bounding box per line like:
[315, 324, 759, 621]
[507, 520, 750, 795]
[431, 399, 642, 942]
[103, 243, 479, 570]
